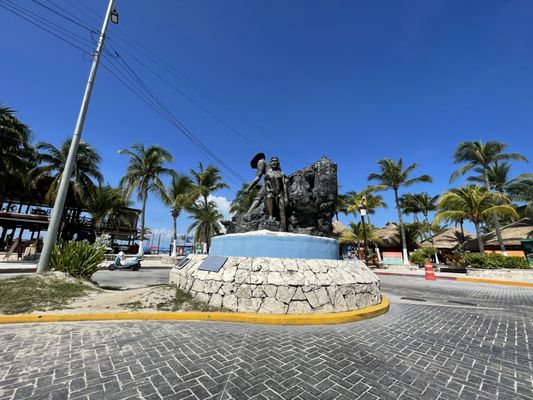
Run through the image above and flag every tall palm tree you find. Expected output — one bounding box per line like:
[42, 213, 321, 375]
[435, 185, 518, 253]
[187, 199, 223, 250]
[35, 138, 103, 204]
[119, 144, 175, 255]
[505, 173, 533, 214]
[230, 183, 260, 215]
[345, 187, 387, 262]
[399, 193, 421, 223]
[336, 193, 350, 220]
[368, 159, 432, 265]
[162, 174, 193, 257]
[450, 141, 528, 254]
[339, 221, 377, 253]
[0, 105, 34, 200]
[189, 162, 229, 206]
[467, 161, 510, 193]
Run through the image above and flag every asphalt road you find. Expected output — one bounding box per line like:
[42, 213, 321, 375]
[0, 274, 532, 399]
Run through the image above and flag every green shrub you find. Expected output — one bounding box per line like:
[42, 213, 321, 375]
[464, 253, 529, 269]
[409, 247, 437, 265]
[50, 240, 105, 280]
[463, 253, 485, 268]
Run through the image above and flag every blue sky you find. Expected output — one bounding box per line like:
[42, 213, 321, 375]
[1, 0, 532, 244]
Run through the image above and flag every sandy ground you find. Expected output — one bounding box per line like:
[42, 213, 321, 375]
[27, 272, 178, 315]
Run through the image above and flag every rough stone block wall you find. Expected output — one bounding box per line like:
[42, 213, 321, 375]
[169, 255, 381, 314]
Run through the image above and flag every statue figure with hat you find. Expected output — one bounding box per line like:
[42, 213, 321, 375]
[245, 152, 269, 213]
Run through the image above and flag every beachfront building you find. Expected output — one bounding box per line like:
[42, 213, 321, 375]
[0, 177, 140, 258]
[420, 227, 475, 264]
[464, 217, 533, 257]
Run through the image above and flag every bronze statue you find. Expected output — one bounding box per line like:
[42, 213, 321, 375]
[264, 156, 289, 231]
[245, 152, 269, 213]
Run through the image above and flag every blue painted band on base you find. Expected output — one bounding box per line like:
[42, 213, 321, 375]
[210, 234, 339, 260]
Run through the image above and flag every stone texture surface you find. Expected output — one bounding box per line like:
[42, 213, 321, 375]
[224, 157, 337, 237]
[169, 254, 381, 314]
[466, 267, 533, 282]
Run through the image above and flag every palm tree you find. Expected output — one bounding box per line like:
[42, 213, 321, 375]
[450, 141, 528, 254]
[0, 105, 34, 200]
[162, 174, 193, 257]
[467, 161, 510, 193]
[187, 199, 223, 250]
[395, 222, 424, 254]
[505, 173, 533, 214]
[411, 193, 439, 240]
[435, 185, 518, 253]
[368, 159, 432, 265]
[35, 138, 103, 204]
[340, 221, 377, 258]
[119, 144, 175, 255]
[230, 183, 260, 215]
[86, 185, 131, 230]
[336, 193, 350, 220]
[399, 193, 421, 223]
[189, 162, 229, 206]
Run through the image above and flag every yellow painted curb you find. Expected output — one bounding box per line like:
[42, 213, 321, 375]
[456, 277, 533, 288]
[0, 296, 389, 326]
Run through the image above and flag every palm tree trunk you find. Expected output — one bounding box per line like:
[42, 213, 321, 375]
[424, 214, 439, 263]
[474, 221, 485, 254]
[171, 214, 178, 257]
[394, 189, 409, 265]
[484, 170, 507, 255]
[139, 191, 147, 255]
[460, 220, 465, 242]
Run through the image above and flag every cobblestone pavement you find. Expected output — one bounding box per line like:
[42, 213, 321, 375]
[0, 276, 532, 400]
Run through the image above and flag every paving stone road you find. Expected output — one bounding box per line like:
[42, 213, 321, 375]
[0, 276, 532, 400]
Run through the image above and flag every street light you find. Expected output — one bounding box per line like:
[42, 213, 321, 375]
[36, 0, 117, 273]
[360, 196, 369, 264]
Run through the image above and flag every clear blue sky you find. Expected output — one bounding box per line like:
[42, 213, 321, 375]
[1, 0, 532, 244]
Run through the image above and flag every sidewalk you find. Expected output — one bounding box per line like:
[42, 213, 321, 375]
[0, 259, 173, 274]
[374, 268, 533, 288]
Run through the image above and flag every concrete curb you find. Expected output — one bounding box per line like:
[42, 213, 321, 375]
[375, 272, 533, 288]
[0, 296, 389, 326]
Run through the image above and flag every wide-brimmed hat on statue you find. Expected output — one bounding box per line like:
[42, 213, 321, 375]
[250, 152, 266, 169]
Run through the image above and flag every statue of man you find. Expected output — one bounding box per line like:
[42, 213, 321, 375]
[245, 152, 269, 213]
[264, 156, 289, 231]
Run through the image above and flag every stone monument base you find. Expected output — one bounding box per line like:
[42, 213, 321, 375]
[169, 255, 381, 314]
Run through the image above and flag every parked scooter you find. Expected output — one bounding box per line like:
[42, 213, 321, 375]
[107, 251, 142, 271]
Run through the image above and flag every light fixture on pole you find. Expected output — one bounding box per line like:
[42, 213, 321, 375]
[36, 0, 117, 273]
[360, 196, 369, 264]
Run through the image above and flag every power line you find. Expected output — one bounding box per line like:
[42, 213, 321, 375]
[100, 54, 246, 184]
[0, 0, 90, 52]
[32, 0, 94, 32]
[65, 0, 286, 155]
[2, 0, 245, 184]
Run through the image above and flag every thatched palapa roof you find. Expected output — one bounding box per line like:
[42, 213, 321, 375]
[465, 217, 533, 251]
[373, 223, 401, 248]
[420, 227, 475, 250]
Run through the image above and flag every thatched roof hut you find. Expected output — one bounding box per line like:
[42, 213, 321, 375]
[465, 217, 533, 251]
[331, 220, 347, 238]
[420, 227, 475, 251]
[374, 223, 401, 248]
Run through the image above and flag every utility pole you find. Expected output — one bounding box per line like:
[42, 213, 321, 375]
[360, 196, 368, 264]
[37, 0, 117, 273]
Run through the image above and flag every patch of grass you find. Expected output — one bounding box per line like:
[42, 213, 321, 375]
[119, 300, 143, 310]
[0, 275, 97, 315]
[156, 287, 226, 312]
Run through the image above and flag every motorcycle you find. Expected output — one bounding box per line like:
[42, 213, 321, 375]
[107, 252, 142, 271]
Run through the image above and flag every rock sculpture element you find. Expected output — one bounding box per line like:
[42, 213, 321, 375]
[225, 156, 337, 237]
